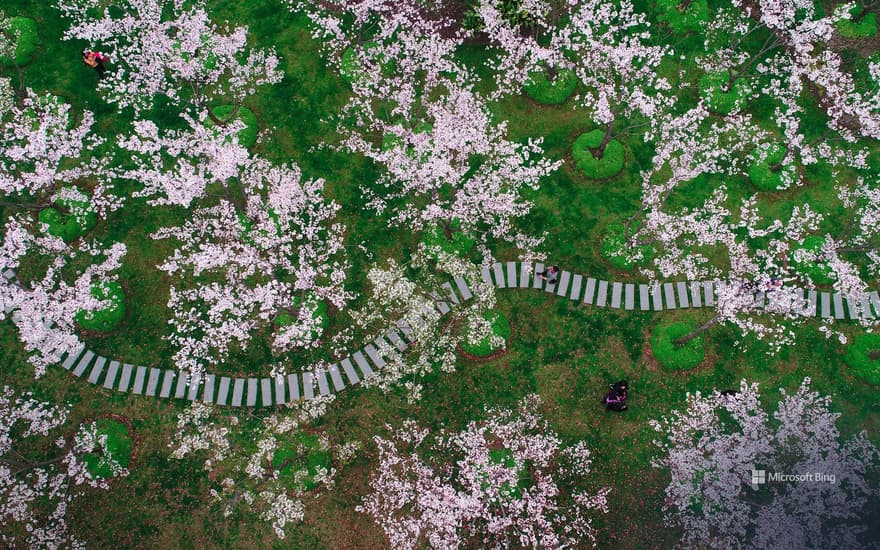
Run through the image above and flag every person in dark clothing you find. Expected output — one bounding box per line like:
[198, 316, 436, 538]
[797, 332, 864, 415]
[82, 50, 109, 78]
[537, 265, 560, 284]
[603, 380, 628, 411]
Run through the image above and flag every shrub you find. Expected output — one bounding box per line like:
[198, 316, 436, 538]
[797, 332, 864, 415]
[76, 281, 126, 332]
[461, 310, 511, 357]
[748, 144, 796, 191]
[699, 71, 750, 115]
[273, 432, 332, 491]
[38, 187, 97, 242]
[572, 130, 625, 179]
[0, 17, 39, 67]
[837, 8, 877, 38]
[601, 222, 651, 270]
[422, 219, 476, 258]
[790, 236, 834, 284]
[843, 333, 880, 385]
[276, 297, 329, 341]
[651, 321, 705, 371]
[523, 66, 578, 105]
[82, 418, 133, 479]
[206, 105, 259, 147]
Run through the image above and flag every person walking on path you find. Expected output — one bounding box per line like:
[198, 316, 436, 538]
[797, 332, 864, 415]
[603, 380, 628, 411]
[537, 265, 560, 284]
[82, 50, 109, 78]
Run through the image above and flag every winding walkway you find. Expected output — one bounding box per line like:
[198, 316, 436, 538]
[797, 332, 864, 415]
[4, 263, 878, 408]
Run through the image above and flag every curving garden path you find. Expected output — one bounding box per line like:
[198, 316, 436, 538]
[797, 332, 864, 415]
[4, 262, 878, 408]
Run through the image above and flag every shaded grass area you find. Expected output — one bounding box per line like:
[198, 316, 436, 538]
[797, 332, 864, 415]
[2, 0, 879, 548]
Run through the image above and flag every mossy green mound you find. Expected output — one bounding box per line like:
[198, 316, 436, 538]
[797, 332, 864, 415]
[273, 432, 332, 491]
[82, 418, 133, 479]
[206, 105, 259, 147]
[837, 9, 877, 38]
[38, 188, 97, 242]
[651, 321, 705, 371]
[340, 42, 393, 84]
[790, 236, 834, 284]
[461, 309, 511, 357]
[523, 66, 578, 105]
[700, 71, 750, 115]
[572, 130, 625, 180]
[748, 144, 796, 191]
[844, 333, 880, 385]
[655, 0, 710, 33]
[601, 222, 652, 270]
[0, 17, 39, 67]
[76, 281, 126, 332]
[422, 219, 476, 258]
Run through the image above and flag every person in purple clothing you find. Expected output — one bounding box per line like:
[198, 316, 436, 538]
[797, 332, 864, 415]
[603, 380, 628, 411]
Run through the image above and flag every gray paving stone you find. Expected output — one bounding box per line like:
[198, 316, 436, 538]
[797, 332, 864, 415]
[703, 281, 715, 307]
[676, 282, 690, 308]
[493, 262, 505, 288]
[72, 350, 95, 378]
[2, 269, 14, 280]
[202, 374, 215, 403]
[103, 361, 120, 390]
[569, 274, 583, 301]
[690, 282, 703, 308]
[261, 378, 272, 406]
[145, 368, 161, 396]
[159, 370, 175, 398]
[216, 377, 231, 405]
[340, 357, 360, 384]
[454, 277, 473, 301]
[119, 364, 134, 392]
[820, 292, 831, 318]
[365, 343, 386, 368]
[859, 295, 874, 319]
[556, 271, 571, 297]
[274, 376, 285, 404]
[610, 282, 622, 308]
[87, 356, 107, 384]
[386, 328, 408, 352]
[287, 373, 300, 401]
[846, 296, 860, 319]
[440, 282, 459, 305]
[870, 291, 880, 317]
[188, 373, 202, 400]
[229, 378, 243, 406]
[353, 351, 375, 378]
[303, 372, 315, 400]
[754, 291, 765, 308]
[433, 295, 451, 315]
[832, 293, 845, 319]
[316, 370, 330, 396]
[481, 266, 493, 286]
[533, 263, 545, 289]
[519, 262, 531, 288]
[625, 284, 635, 310]
[396, 320, 415, 342]
[806, 290, 818, 316]
[652, 284, 663, 310]
[506, 262, 517, 289]
[245, 378, 257, 406]
[328, 364, 345, 391]
[663, 283, 676, 309]
[583, 278, 596, 305]
[62, 346, 85, 370]
[639, 284, 650, 311]
[174, 371, 188, 398]
[595, 280, 608, 307]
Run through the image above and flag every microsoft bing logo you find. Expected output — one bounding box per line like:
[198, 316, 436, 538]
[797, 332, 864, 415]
[751, 469, 766, 488]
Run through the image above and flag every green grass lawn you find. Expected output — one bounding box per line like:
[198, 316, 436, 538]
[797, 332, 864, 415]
[2, 0, 879, 548]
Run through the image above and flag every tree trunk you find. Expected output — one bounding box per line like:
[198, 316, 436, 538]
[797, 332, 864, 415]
[591, 122, 615, 159]
[673, 315, 720, 347]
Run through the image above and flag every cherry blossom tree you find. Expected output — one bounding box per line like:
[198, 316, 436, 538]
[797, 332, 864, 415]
[169, 400, 357, 539]
[0, 386, 128, 549]
[359, 395, 610, 549]
[651, 378, 880, 549]
[55, 0, 282, 115]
